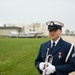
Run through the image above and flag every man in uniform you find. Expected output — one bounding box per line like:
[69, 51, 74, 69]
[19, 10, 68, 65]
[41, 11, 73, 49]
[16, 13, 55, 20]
[35, 21, 75, 75]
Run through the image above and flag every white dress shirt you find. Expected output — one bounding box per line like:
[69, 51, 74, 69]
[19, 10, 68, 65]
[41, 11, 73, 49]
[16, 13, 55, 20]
[51, 37, 60, 48]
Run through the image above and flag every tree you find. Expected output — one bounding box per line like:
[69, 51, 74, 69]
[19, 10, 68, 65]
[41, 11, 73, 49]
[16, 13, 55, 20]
[65, 29, 70, 35]
[70, 31, 74, 36]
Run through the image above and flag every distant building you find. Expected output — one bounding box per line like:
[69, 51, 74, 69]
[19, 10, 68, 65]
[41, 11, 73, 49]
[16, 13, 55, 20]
[0, 23, 49, 37]
[0, 24, 23, 36]
[28, 23, 48, 36]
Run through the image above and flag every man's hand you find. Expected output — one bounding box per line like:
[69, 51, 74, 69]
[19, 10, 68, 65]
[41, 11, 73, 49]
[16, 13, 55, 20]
[39, 62, 45, 71]
[45, 63, 56, 74]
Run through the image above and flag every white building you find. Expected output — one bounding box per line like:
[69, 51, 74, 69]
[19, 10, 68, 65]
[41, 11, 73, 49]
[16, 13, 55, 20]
[28, 23, 48, 36]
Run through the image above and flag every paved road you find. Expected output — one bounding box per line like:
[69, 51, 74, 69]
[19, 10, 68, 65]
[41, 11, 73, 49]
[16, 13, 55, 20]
[61, 36, 75, 75]
[62, 36, 75, 44]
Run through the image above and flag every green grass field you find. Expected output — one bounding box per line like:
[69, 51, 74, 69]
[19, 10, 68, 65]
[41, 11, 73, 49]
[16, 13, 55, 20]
[0, 38, 50, 75]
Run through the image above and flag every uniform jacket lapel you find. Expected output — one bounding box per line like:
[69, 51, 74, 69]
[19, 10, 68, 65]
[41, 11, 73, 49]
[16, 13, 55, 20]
[46, 40, 51, 53]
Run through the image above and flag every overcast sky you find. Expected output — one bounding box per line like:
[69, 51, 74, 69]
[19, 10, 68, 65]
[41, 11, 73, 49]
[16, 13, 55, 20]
[0, 0, 75, 33]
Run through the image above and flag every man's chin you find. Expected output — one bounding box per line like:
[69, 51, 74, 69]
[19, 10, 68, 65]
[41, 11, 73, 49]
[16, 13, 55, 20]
[50, 36, 57, 40]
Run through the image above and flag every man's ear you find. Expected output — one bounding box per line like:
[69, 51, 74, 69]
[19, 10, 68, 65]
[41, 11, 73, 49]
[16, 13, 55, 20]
[60, 29, 62, 33]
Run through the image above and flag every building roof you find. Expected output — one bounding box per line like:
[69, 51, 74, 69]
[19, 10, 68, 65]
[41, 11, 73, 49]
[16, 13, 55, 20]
[0, 26, 22, 29]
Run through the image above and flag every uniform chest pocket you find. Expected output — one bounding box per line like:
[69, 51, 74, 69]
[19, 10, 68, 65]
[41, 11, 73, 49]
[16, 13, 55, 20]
[41, 49, 47, 62]
[53, 52, 66, 63]
[41, 54, 46, 62]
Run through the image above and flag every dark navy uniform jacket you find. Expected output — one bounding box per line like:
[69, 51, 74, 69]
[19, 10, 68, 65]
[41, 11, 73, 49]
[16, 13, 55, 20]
[35, 38, 75, 75]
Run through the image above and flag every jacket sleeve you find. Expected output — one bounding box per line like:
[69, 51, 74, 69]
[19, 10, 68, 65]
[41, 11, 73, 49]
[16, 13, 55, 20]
[55, 46, 75, 73]
[35, 44, 43, 74]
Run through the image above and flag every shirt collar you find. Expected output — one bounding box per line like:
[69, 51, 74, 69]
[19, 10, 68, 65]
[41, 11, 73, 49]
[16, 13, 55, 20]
[51, 37, 60, 47]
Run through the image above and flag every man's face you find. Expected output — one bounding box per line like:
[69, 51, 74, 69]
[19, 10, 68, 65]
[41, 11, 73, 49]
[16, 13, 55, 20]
[49, 29, 62, 40]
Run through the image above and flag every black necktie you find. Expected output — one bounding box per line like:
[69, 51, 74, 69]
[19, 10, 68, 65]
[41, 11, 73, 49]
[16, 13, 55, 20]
[51, 42, 55, 52]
